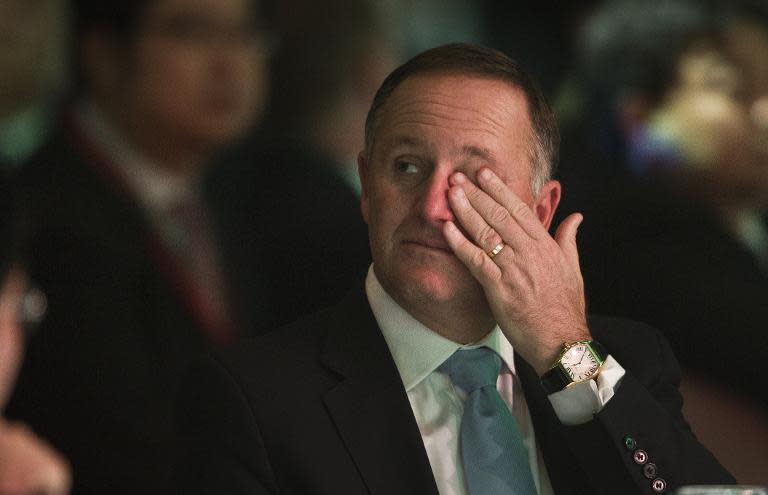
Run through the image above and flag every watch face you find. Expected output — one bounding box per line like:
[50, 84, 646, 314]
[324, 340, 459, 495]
[561, 343, 600, 382]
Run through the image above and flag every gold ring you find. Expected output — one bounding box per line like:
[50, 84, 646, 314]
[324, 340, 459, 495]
[489, 242, 505, 258]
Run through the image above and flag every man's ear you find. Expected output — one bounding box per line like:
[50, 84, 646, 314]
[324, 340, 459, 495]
[357, 151, 370, 224]
[534, 180, 561, 230]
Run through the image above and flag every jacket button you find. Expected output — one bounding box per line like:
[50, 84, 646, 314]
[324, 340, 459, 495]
[633, 449, 648, 464]
[643, 462, 657, 479]
[623, 435, 636, 450]
[651, 478, 666, 493]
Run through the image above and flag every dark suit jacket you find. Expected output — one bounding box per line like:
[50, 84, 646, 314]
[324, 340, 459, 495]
[6, 116, 248, 495]
[176, 289, 734, 494]
[572, 178, 768, 408]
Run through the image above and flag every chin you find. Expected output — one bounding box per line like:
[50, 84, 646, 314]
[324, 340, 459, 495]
[392, 260, 477, 306]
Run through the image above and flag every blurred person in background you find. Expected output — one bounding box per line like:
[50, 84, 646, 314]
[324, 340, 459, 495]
[555, 0, 768, 482]
[485, 1, 601, 98]
[208, 0, 396, 328]
[0, 172, 70, 495]
[0, 0, 68, 166]
[5, 0, 269, 493]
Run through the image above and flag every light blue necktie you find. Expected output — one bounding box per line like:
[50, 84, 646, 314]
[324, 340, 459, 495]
[439, 347, 538, 495]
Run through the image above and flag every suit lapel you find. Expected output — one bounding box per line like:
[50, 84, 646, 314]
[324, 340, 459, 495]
[320, 291, 439, 495]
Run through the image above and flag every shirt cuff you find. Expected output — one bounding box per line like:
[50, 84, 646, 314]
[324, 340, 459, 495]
[546, 355, 626, 425]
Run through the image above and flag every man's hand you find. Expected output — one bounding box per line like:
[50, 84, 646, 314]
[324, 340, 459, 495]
[0, 420, 71, 495]
[442, 167, 590, 375]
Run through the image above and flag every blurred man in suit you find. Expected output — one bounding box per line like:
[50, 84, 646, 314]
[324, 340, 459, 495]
[559, 0, 768, 408]
[6, 0, 268, 493]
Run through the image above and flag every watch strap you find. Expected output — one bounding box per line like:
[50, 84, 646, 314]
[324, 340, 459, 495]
[541, 365, 571, 394]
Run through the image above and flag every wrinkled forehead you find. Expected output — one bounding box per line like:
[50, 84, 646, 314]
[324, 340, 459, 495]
[391, 74, 522, 118]
[373, 74, 535, 172]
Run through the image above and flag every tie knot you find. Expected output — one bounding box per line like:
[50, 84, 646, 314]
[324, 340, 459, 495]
[439, 347, 502, 394]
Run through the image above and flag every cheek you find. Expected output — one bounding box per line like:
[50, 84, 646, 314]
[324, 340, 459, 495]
[367, 206, 393, 246]
[367, 202, 405, 257]
[135, 51, 205, 113]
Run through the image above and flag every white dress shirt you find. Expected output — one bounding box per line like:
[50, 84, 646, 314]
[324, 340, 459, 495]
[365, 266, 626, 495]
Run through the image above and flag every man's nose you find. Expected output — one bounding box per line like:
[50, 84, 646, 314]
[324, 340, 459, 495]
[418, 168, 455, 224]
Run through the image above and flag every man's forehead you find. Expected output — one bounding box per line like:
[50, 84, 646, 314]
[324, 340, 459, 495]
[377, 73, 531, 136]
[387, 72, 526, 107]
[374, 75, 532, 166]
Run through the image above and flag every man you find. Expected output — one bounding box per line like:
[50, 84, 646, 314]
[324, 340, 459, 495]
[176, 44, 733, 494]
[6, 0, 268, 493]
[558, 0, 768, 408]
[556, 1, 768, 479]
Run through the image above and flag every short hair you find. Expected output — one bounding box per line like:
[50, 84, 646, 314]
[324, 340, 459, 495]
[73, 0, 151, 37]
[363, 43, 559, 194]
[69, 0, 153, 94]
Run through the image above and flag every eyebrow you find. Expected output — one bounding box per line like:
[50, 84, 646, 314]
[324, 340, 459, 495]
[459, 145, 496, 164]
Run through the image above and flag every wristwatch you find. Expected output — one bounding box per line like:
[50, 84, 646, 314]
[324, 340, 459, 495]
[541, 340, 608, 394]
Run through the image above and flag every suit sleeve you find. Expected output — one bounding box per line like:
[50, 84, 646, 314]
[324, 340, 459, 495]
[558, 323, 735, 494]
[173, 355, 279, 495]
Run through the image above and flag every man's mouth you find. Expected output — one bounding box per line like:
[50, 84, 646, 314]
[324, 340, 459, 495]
[403, 239, 453, 253]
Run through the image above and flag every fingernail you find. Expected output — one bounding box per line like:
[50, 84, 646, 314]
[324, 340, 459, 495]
[452, 172, 467, 184]
[479, 168, 493, 181]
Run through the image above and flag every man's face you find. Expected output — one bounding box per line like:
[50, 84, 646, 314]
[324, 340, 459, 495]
[126, 0, 267, 148]
[360, 73, 543, 320]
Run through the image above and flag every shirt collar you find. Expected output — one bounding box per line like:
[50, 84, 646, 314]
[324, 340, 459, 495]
[74, 101, 197, 214]
[365, 266, 516, 392]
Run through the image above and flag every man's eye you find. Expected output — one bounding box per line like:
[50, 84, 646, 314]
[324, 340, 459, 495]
[396, 161, 419, 174]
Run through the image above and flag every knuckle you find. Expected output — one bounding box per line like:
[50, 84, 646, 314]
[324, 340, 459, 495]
[488, 203, 510, 225]
[477, 225, 500, 247]
[512, 202, 531, 219]
[465, 185, 482, 201]
[470, 249, 486, 268]
[490, 179, 505, 195]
